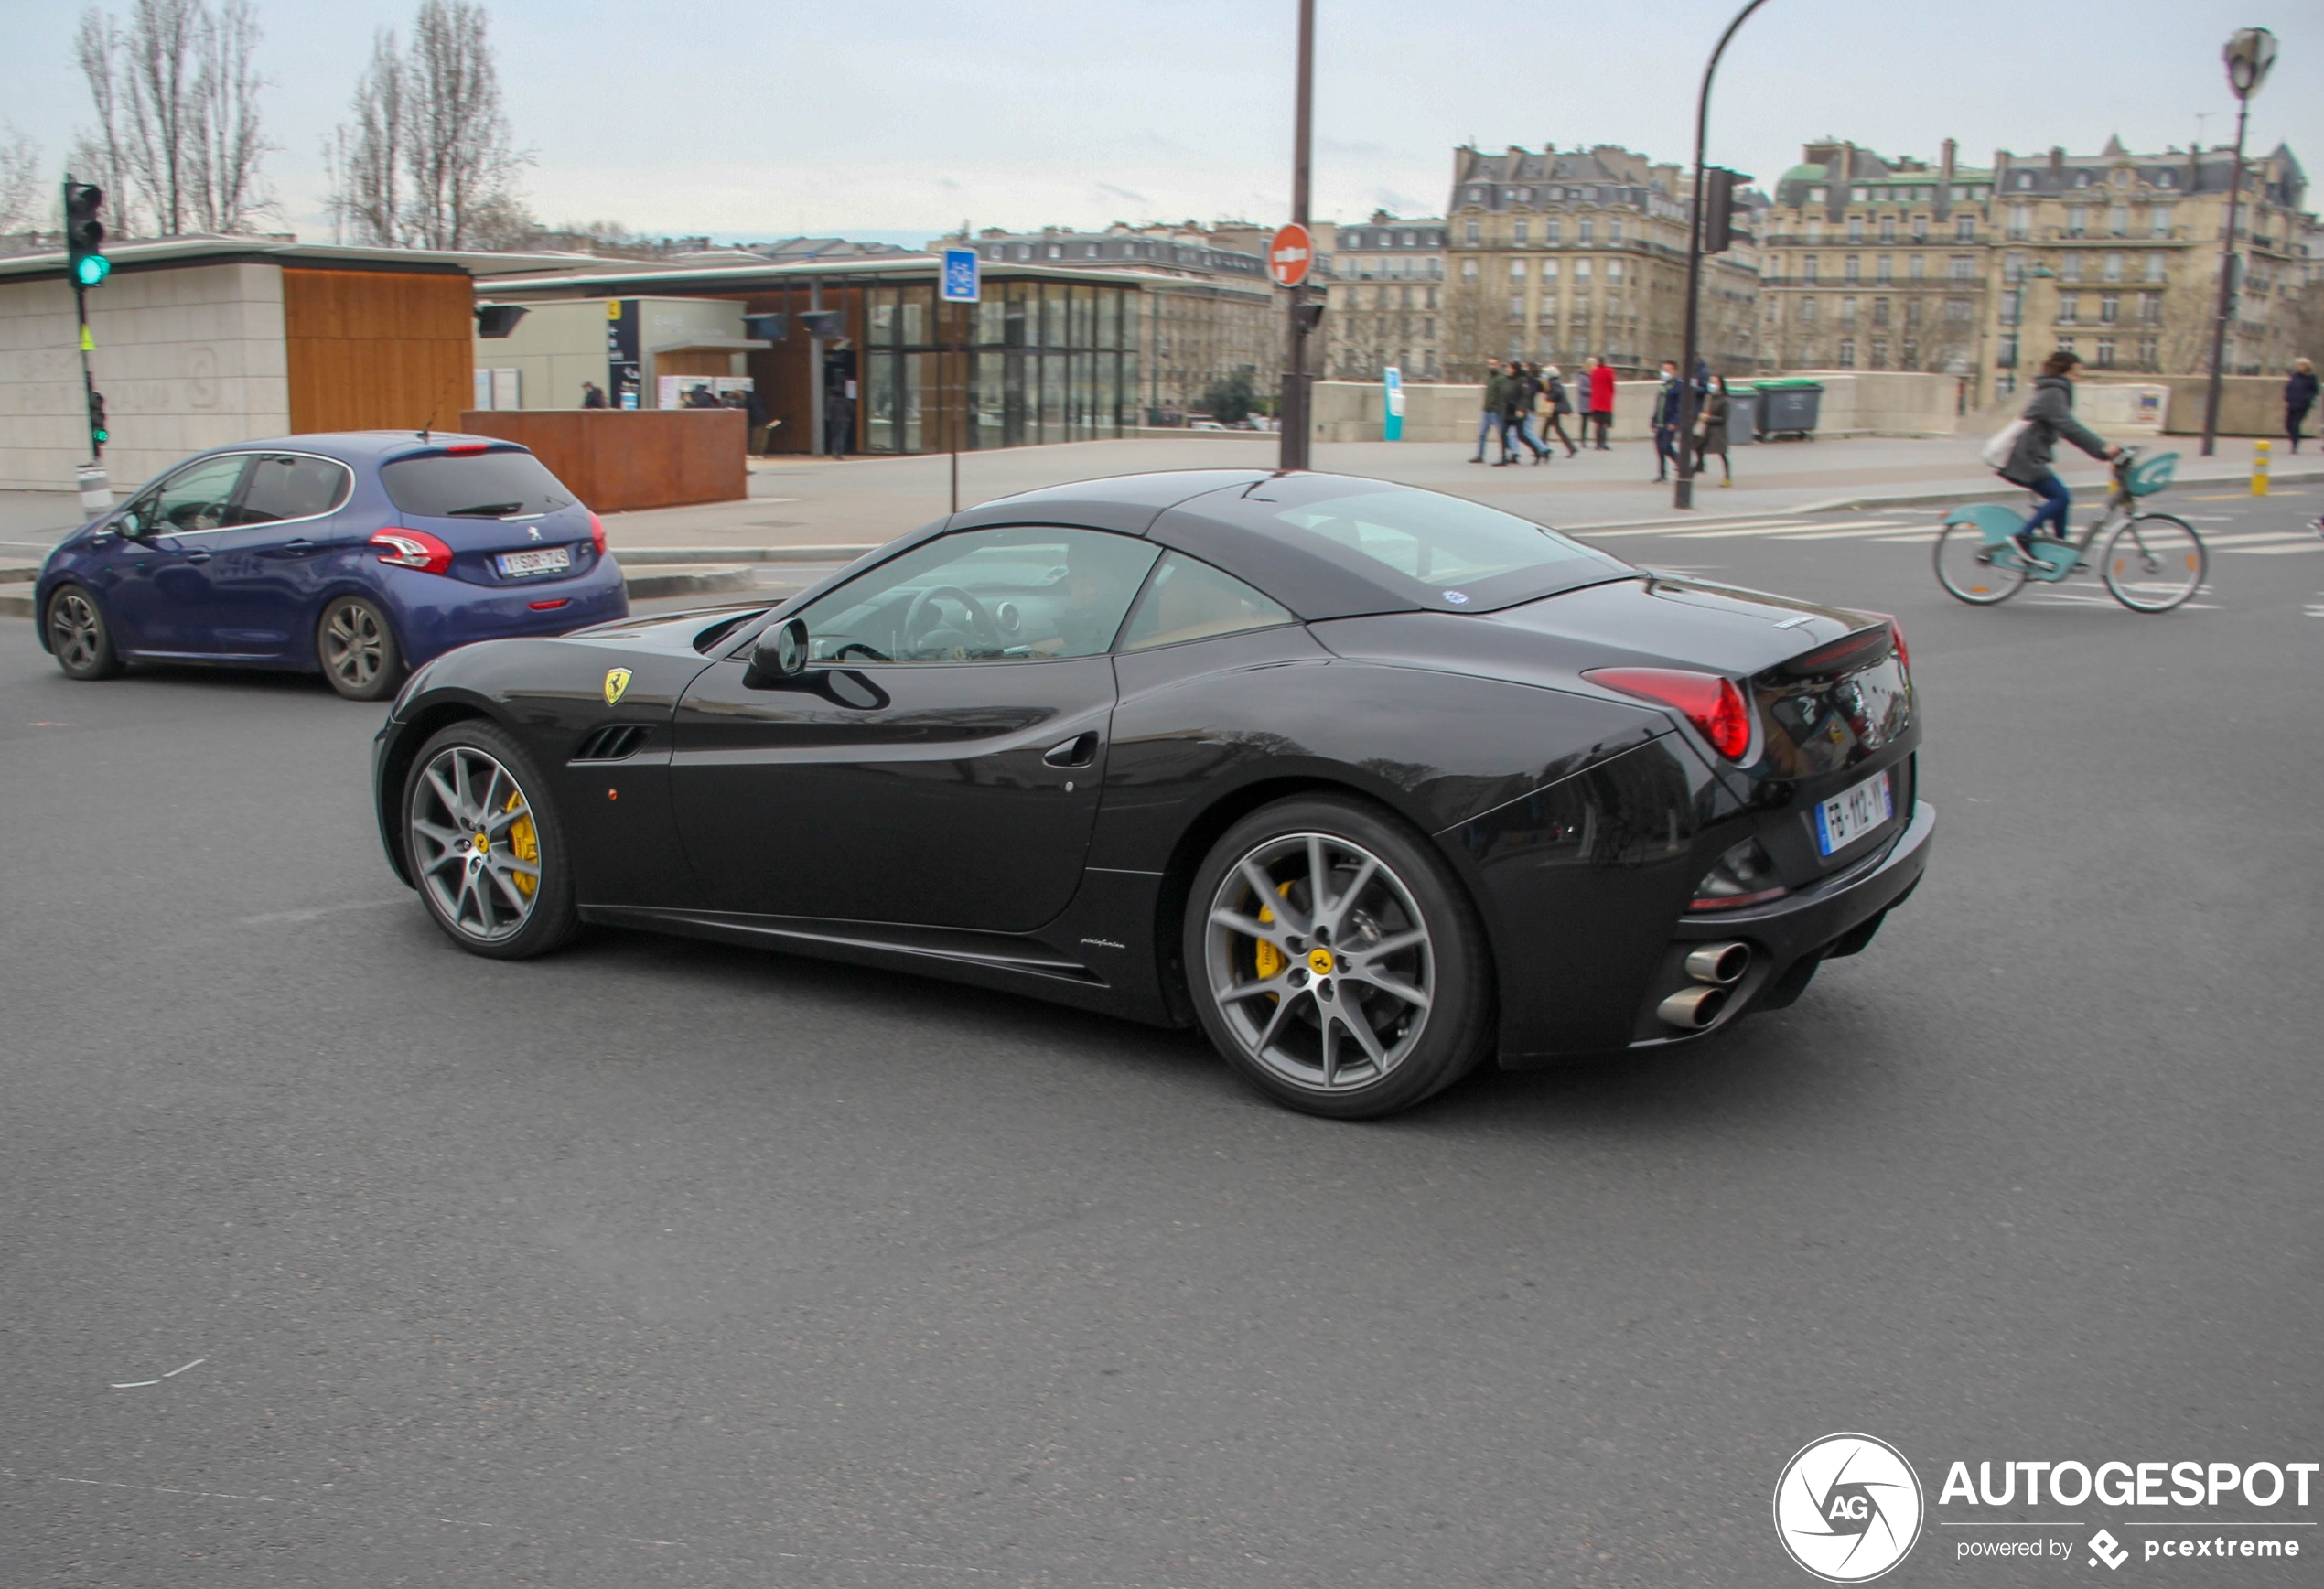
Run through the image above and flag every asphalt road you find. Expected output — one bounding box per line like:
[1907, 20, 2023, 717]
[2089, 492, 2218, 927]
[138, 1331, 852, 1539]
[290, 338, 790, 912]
[4, 488, 2319, 1587]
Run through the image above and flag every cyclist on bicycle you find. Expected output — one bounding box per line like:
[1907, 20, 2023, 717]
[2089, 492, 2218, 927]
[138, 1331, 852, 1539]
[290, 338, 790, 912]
[1997, 349, 2122, 553]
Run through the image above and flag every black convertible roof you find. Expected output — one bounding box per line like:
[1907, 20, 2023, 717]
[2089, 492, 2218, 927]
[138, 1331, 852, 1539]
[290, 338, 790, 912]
[945, 469, 1629, 620]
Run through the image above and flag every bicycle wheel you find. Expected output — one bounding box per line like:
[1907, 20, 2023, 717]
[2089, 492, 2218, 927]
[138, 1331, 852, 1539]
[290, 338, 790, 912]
[1933, 521, 2028, 605]
[2099, 513, 2205, 613]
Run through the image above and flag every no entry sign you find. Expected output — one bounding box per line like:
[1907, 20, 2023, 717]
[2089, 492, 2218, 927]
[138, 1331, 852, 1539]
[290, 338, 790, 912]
[1267, 223, 1314, 287]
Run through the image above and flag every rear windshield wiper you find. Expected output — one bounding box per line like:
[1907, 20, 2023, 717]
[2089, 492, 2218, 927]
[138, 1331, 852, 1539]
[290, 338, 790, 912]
[443, 502, 527, 517]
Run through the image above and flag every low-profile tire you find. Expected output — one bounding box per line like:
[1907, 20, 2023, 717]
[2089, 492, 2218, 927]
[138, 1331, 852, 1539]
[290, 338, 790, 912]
[317, 594, 404, 701]
[402, 719, 576, 960]
[45, 584, 125, 680]
[1184, 795, 1495, 1119]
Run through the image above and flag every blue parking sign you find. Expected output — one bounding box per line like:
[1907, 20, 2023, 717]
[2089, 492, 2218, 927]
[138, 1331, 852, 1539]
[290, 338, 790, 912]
[941, 247, 981, 303]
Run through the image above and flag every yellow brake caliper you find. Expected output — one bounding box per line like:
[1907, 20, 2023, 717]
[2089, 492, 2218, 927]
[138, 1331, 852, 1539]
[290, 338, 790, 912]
[504, 790, 539, 896]
[1251, 879, 1296, 982]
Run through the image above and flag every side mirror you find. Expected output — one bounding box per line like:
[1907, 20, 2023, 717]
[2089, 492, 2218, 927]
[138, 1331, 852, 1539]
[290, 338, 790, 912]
[746, 616, 810, 687]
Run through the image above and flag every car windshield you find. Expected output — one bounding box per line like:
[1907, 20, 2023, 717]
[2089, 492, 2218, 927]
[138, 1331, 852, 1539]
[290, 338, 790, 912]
[380, 451, 575, 519]
[1269, 487, 1608, 591]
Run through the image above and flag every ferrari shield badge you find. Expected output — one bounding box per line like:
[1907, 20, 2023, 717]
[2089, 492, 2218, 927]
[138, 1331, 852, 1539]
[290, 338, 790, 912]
[603, 667, 632, 705]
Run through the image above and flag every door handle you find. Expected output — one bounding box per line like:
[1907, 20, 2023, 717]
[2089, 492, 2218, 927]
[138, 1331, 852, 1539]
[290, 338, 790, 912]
[1042, 731, 1099, 768]
[184, 550, 213, 564]
[282, 537, 317, 555]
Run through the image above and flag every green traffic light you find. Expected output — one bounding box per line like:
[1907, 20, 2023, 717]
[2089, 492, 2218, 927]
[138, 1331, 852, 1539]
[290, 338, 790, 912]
[75, 254, 111, 286]
[93, 430, 109, 444]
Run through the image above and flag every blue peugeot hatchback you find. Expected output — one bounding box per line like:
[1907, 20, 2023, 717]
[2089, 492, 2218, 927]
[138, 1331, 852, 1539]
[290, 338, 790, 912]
[36, 432, 629, 699]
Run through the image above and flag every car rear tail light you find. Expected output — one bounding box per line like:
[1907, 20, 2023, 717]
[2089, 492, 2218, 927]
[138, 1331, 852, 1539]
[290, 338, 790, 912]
[371, 528, 454, 575]
[444, 442, 490, 456]
[589, 512, 606, 556]
[1586, 667, 1753, 760]
[1689, 836, 1789, 911]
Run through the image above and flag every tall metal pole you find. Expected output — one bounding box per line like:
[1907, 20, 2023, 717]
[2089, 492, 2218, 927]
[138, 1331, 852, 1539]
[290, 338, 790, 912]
[2199, 100, 2250, 458]
[1673, 0, 1770, 510]
[1278, 0, 1316, 472]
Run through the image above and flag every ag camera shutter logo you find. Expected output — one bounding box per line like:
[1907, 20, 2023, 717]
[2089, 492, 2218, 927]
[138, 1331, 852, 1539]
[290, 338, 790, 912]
[1774, 1433, 1925, 1583]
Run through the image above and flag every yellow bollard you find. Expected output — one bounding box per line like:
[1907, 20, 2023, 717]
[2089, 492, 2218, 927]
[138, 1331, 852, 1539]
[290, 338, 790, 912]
[2253, 438, 2271, 496]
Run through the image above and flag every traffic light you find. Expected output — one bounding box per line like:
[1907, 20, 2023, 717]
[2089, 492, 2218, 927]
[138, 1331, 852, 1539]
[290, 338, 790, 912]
[64, 180, 109, 287]
[89, 390, 109, 446]
[1701, 167, 1746, 255]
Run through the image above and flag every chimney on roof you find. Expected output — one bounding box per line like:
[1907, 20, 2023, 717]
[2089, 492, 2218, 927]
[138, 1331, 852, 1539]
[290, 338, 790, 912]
[2049, 146, 2064, 177]
[1938, 138, 1956, 219]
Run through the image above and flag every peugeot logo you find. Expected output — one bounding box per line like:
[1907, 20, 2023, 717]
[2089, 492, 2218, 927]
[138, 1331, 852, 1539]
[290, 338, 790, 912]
[526, 525, 543, 542]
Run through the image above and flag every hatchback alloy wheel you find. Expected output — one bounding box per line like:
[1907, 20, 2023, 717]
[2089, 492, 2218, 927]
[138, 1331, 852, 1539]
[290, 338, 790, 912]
[319, 596, 403, 700]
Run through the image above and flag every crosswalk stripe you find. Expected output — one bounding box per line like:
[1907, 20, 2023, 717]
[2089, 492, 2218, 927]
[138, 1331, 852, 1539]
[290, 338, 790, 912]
[2202, 531, 2320, 546]
[1765, 523, 1923, 540]
[2220, 541, 2324, 555]
[1673, 518, 1908, 539]
[1580, 518, 1814, 538]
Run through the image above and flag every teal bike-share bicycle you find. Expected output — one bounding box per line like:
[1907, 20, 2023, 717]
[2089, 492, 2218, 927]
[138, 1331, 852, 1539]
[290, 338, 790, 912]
[1933, 447, 2207, 613]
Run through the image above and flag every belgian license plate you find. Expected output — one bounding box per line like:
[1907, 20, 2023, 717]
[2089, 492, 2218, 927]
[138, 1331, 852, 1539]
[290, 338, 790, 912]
[496, 546, 571, 578]
[1814, 769, 1894, 856]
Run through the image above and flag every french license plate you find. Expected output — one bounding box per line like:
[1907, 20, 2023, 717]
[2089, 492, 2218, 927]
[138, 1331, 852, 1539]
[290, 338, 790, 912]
[1813, 769, 1894, 857]
[496, 546, 571, 578]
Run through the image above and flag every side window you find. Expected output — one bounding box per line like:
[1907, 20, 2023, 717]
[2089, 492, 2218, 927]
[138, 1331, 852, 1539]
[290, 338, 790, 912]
[124, 456, 251, 536]
[793, 526, 1160, 664]
[1118, 553, 1295, 651]
[231, 455, 351, 525]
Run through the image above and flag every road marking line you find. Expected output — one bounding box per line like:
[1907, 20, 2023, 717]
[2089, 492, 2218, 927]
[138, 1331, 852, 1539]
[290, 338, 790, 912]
[2221, 541, 2324, 554]
[1673, 518, 1908, 539]
[1580, 518, 1816, 538]
[2201, 531, 2320, 545]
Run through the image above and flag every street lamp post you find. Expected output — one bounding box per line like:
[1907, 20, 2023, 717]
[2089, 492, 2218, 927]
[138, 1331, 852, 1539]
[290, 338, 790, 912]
[2200, 27, 2278, 458]
[1673, 0, 1772, 510]
[1279, 0, 1317, 472]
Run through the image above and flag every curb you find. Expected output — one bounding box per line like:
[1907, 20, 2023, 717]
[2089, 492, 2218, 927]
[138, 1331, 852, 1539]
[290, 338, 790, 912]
[610, 544, 875, 565]
[620, 564, 758, 599]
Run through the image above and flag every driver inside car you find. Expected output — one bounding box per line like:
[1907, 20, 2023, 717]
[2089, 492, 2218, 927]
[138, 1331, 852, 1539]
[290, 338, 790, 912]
[1027, 544, 1129, 658]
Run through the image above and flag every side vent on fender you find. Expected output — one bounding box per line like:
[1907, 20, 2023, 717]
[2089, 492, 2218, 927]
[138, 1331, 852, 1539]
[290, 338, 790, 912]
[572, 724, 651, 762]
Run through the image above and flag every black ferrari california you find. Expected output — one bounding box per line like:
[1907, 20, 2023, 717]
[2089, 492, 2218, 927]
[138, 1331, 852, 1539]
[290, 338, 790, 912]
[372, 469, 1931, 1117]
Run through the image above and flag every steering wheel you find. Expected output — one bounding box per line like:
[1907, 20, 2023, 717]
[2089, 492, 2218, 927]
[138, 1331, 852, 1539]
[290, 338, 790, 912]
[900, 585, 998, 656]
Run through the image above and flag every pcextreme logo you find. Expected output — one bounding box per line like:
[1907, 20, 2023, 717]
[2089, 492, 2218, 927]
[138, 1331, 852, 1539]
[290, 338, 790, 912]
[1774, 1433, 1926, 1583]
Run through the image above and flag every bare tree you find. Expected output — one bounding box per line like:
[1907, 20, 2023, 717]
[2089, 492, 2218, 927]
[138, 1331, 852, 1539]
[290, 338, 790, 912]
[327, 28, 409, 245]
[75, 0, 274, 237]
[0, 123, 42, 235]
[328, 1, 532, 250]
[405, 0, 529, 248]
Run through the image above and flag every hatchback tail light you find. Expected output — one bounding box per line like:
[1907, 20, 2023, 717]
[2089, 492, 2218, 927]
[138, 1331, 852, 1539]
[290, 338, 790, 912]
[371, 528, 454, 575]
[589, 512, 606, 556]
[1690, 836, 1789, 910]
[1586, 667, 1754, 760]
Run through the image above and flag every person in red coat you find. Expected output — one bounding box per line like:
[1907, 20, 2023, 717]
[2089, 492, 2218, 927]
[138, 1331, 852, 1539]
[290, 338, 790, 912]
[1586, 356, 1616, 450]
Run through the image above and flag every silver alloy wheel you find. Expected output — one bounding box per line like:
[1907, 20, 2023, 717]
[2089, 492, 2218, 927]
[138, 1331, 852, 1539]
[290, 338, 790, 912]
[322, 599, 387, 691]
[49, 590, 103, 671]
[409, 745, 542, 942]
[1203, 831, 1435, 1092]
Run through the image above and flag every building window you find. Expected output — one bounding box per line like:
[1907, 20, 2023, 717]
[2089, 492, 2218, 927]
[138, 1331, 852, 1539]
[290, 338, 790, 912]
[2095, 338, 2115, 369]
[1607, 259, 1623, 283]
[1806, 218, 1824, 243]
[2067, 208, 2087, 237]
[1578, 219, 1595, 243]
[1544, 219, 1562, 244]
[1910, 254, 1927, 281]
[2108, 205, 2128, 236]
[1879, 217, 1897, 242]
[1508, 295, 1525, 322]
[1998, 333, 2019, 368]
[2138, 338, 2158, 368]
[1871, 339, 1888, 369]
[1540, 260, 1557, 284]
[1953, 215, 1974, 242]
[1799, 295, 1815, 324]
[1912, 215, 1929, 242]
[1609, 219, 1624, 242]
[1841, 295, 1858, 324]
[1845, 255, 1861, 283]
[1513, 220, 1529, 243]
[1803, 255, 1820, 282]
[1851, 186, 1868, 202]
[1809, 186, 1827, 203]
[2058, 295, 2079, 325]
[1838, 339, 1856, 368]
[1999, 289, 2020, 324]
[1902, 339, 1919, 369]
[1510, 259, 1527, 281]
[2060, 253, 2082, 283]
[2149, 205, 2172, 236]
[2103, 252, 2124, 282]
[1468, 187, 1484, 202]
[1461, 258, 1478, 283]
[1947, 298, 1974, 325]
[2144, 252, 2166, 283]
[1847, 217, 1865, 242]
[2008, 205, 2031, 240]
[2100, 294, 2119, 324]
[1905, 298, 1922, 330]
[1574, 260, 1591, 283]
[2140, 294, 2160, 325]
[1465, 219, 1480, 243]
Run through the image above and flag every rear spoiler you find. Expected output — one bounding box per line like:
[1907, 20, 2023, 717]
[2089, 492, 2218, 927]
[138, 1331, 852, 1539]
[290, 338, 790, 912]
[1774, 621, 1897, 680]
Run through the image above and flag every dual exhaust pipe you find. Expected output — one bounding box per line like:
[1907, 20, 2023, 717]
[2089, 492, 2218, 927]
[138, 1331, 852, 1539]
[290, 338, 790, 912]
[1657, 940, 1751, 1029]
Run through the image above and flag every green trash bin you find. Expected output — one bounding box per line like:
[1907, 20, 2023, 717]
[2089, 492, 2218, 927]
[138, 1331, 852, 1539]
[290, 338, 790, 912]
[1752, 379, 1823, 439]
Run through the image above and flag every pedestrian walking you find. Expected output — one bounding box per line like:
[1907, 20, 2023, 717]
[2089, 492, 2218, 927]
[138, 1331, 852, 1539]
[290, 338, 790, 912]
[1541, 364, 1579, 456]
[579, 381, 608, 409]
[1586, 356, 1616, 449]
[1651, 360, 1684, 482]
[2286, 357, 2319, 453]
[742, 384, 770, 453]
[1694, 374, 1733, 487]
[1501, 362, 1546, 465]
[1471, 357, 1508, 464]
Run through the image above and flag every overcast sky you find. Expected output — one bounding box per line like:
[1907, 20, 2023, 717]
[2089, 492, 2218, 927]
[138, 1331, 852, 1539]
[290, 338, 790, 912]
[9, 0, 2320, 244]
